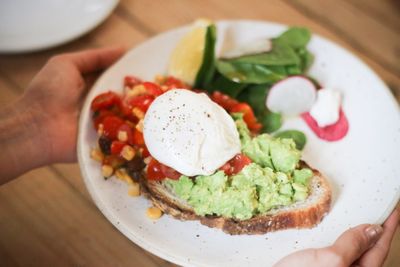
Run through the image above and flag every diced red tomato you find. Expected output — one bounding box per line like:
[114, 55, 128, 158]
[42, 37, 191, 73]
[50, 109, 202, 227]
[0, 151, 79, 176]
[119, 101, 137, 122]
[211, 91, 239, 111]
[93, 109, 116, 130]
[219, 162, 233, 176]
[124, 75, 142, 88]
[124, 94, 155, 113]
[117, 123, 134, 144]
[147, 158, 165, 180]
[147, 158, 181, 180]
[219, 153, 252, 176]
[110, 141, 126, 155]
[231, 154, 252, 174]
[143, 82, 163, 96]
[91, 91, 121, 112]
[141, 145, 150, 158]
[164, 76, 191, 90]
[102, 116, 125, 140]
[230, 103, 262, 132]
[211, 91, 261, 132]
[160, 164, 181, 180]
[131, 129, 145, 145]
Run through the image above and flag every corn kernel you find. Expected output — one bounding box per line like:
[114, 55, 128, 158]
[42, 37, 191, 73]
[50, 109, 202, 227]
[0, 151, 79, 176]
[115, 168, 126, 180]
[97, 124, 104, 136]
[127, 84, 146, 98]
[135, 119, 144, 133]
[143, 156, 151, 165]
[115, 168, 134, 184]
[126, 177, 134, 185]
[102, 164, 113, 178]
[118, 130, 128, 142]
[155, 74, 166, 85]
[146, 206, 162, 219]
[128, 183, 140, 197]
[90, 148, 104, 162]
[121, 145, 135, 161]
[132, 107, 144, 119]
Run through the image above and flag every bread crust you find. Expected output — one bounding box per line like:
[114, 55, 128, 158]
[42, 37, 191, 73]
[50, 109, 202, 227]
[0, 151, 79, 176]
[140, 161, 331, 235]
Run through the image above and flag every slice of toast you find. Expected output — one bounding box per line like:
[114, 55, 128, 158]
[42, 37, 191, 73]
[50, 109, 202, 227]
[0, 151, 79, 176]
[140, 161, 331, 235]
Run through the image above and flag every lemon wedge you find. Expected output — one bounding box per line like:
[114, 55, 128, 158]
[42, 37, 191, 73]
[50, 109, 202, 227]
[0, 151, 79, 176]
[168, 19, 214, 86]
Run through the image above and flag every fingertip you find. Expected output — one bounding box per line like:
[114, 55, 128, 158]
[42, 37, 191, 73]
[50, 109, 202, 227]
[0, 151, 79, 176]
[103, 45, 128, 62]
[330, 224, 374, 265]
[394, 204, 400, 216]
[383, 205, 400, 229]
[108, 44, 128, 54]
[116, 44, 129, 53]
[364, 224, 383, 244]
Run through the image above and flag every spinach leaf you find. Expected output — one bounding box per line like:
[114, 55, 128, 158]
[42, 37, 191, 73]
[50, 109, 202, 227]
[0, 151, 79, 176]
[229, 42, 300, 66]
[274, 27, 311, 50]
[214, 27, 314, 87]
[237, 84, 270, 115]
[285, 65, 302, 75]
[194, 24, 217, 88]
[274, 130, 307, 150]
[258, 110, 282, 133]
[216, 60, 285, 84]
[297, 47, 314, 72]
[205, 73, 247, 98]
[274, 27, 313, 72]
[237, 85, 284, 134]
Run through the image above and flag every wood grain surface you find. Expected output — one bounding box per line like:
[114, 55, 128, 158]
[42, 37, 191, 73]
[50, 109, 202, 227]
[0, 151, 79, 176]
[0, 0, 399, 266]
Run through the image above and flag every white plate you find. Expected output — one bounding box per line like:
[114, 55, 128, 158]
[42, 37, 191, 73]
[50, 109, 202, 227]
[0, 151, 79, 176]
[77, 20, 400, 267]
[0, 0, 118, 53]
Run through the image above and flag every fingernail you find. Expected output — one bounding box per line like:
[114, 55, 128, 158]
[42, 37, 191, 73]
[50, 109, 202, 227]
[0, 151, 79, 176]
[365, 225, 383, 243]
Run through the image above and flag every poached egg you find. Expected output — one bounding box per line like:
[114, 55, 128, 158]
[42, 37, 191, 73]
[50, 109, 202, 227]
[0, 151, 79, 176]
[143, 89, 241, 176]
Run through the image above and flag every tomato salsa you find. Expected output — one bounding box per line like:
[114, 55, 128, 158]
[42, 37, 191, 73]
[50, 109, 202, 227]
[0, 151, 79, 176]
[90, 75, 260, 181]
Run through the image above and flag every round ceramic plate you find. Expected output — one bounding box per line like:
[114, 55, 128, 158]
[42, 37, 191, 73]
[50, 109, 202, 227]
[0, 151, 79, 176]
[0, 0, 119, 53]
[78, 20, 400, 266]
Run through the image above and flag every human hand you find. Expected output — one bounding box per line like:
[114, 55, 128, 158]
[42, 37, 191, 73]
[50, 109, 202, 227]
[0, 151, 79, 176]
[25, 46, 126, 162]
[274, 205, 399, 267]
[0, 47, 125, 182]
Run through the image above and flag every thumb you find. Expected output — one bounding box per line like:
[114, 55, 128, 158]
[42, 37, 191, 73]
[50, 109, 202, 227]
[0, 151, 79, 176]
[329, 224, 383, 265]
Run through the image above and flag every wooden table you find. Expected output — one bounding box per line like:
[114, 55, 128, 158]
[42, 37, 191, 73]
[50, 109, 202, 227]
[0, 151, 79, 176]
[0, 1, 399, 266]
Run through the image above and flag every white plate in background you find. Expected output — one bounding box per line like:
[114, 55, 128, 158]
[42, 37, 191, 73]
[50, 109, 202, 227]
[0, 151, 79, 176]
[78, 20, 400, 267]
[0, 0, 118, 53]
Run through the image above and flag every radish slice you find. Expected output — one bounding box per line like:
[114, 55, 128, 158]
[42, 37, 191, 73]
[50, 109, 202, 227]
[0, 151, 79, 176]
[266, 76, 317, 116]
[221, 39, 272, 59]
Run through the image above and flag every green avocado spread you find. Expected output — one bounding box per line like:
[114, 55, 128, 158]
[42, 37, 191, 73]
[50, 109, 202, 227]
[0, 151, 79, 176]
[164, 114, 313, 220]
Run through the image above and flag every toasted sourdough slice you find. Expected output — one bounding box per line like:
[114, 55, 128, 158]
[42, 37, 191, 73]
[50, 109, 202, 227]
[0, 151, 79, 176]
[140, 160, 331, 235]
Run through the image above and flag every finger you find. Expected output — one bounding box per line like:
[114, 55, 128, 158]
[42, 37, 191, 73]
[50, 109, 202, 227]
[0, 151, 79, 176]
[329, 224, 383, 266]
[357, 206, 400, 266]
[84, 71, 102, 90]
[380, 205, 400, 247]
[64, 46, 126, 74]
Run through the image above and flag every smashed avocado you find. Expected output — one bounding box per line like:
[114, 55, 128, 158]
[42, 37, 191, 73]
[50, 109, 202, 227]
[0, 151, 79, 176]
[164, 115, 312, 220]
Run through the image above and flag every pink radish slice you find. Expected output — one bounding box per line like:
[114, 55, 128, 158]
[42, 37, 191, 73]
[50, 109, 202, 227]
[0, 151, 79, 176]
[302, 108, 349, 141]
[266, 76, 317, 116]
